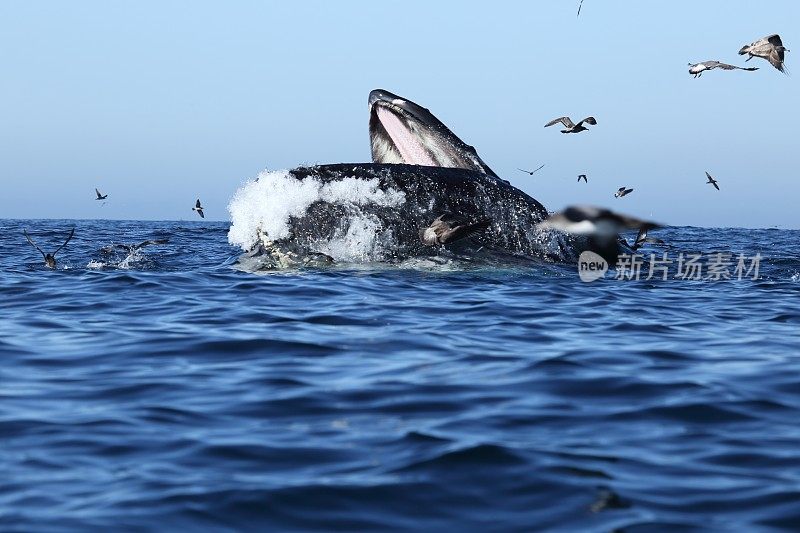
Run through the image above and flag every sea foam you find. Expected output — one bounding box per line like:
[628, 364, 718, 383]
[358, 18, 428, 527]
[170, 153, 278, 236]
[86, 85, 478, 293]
[227, 169, 406, 257]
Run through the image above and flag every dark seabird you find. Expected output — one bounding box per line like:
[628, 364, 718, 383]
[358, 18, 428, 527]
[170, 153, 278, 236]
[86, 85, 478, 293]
[688, 61, 758, 78]
[419, 214, 491, 246]
[100, 239, 169, 255]
[538, 205, 661, 264]
[705, 171, 720, 190]
[578, 174, 588, 183]
[631, 227, 650, 251]
[95, 188, 108, 200]
[614, 187, 634, 198]
[544, 116, 597, 134]
[739, 34, 789, 73]
[517, 164, 545, 175]
[24, 228, 75, 269]
[630, 227, 666, 251]
[192, 199, 205, 218]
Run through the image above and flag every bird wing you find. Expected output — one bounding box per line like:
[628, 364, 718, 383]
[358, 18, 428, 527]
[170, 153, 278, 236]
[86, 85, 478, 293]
[518, 164, 545, 175]
[632, 227, 649, 250]
[101, 244, 132, 254]
[198, 209, 205, 218]
[563, 205, 605, 223]
[713, 181, 720, 191]
[545, 116, 574, 128]
[766, 34, 784, 48]
[714, 62, 737, 70]
[95, 188, 102, 198]
[136, 239, 169, 249]
[439, 219, 491, 244]
[52, 228, 75, 256]
[578, 116, 597, 126]
[577, 0, 584, 16]
[768, 48, 787, 73]
[23, 230, 47, 258]
[625, 188, 634, 195]
[195, 199, 202, 208]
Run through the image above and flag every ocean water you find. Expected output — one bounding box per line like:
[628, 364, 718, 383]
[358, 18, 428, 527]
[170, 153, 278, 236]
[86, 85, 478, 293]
[2, 218, 800, 531]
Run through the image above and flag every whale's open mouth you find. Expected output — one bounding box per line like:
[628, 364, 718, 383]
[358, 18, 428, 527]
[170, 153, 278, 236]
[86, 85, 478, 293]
[368, 89, 498, 178]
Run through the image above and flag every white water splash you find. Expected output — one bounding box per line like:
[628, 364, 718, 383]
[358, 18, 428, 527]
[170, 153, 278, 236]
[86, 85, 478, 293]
[227, 169, 406, 255]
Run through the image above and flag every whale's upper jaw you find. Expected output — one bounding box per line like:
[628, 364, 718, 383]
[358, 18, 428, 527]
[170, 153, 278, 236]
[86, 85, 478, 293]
[368, 89, 499, 178]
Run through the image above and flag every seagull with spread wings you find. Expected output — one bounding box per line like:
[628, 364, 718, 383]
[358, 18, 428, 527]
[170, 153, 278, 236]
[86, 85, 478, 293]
[544, 116, 597, 134]
[100, 239, 169, 255]
[537, 205, 661, 265]
[24, 228, 75, 269]
[517, 164, 545, 175]
[688, 61, 758, 78]
[739, 34, 789, 73]
[705, 172, 720, 191]
[192, 199, 205, 218]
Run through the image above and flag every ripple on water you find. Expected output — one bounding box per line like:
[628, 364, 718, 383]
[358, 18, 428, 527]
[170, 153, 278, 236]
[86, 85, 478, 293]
[1, 221, 800, 530]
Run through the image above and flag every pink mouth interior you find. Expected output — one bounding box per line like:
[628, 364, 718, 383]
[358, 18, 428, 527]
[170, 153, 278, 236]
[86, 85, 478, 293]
[376, 106, 436, 166]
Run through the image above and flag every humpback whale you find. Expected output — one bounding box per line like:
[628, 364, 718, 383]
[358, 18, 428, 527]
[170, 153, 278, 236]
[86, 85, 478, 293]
[229, 90, 581, 269]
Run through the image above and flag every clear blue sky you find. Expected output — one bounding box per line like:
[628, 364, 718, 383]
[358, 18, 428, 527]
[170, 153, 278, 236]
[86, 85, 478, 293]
[0, 1, 797, 227]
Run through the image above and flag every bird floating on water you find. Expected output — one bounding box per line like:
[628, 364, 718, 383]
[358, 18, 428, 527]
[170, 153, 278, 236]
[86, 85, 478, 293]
[705, 172, 720, 191]
[24, 228, 75, 269]
[739, 34, 789, 73]
[688, 61, 758, 78]
[517, 164, 545, 175]
[100, 239, 169, 255]
[545, 116, 597, 134]
[614, 187, 634, 198]
[192, 199, 205, 218]
[420, 214, 491, 246]
[578, 174, 588, 183]
[95, 188, 108, 200]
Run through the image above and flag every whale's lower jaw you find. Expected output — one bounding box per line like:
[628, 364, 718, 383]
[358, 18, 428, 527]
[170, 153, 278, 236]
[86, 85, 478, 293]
[229, 163, 577, 270]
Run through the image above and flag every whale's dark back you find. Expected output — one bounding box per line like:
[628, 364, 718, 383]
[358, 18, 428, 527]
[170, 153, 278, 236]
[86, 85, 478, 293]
[279, 163, 572, 262]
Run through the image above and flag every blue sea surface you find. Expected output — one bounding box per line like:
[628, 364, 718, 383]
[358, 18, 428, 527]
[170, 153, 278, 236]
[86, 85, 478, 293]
[1, 219, 799, 531]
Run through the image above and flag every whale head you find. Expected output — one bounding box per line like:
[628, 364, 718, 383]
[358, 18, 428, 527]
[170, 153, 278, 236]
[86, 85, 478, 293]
[368, 89, 498, 178]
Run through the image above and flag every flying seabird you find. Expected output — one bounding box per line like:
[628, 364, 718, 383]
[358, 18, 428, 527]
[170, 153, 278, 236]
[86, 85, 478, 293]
[705, 172, 720, 191]
[95, 188, 108, 200]
[517, 164, 545, 175]
[544, 116, 597, 134]
[578, 174, 588, 183]
[539, 205, 657, 238]
[688, 61, 758, 78]
[192, 199, 204, 218]
[614, 187, 634, 198]
[577, 0, 585, 17]
[419, 214, 491, 246]
[537, 205, 661, 265]
[100, 239, 169, 255]
[739, 34, 789, 73]
[24, 228, 75, 269]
